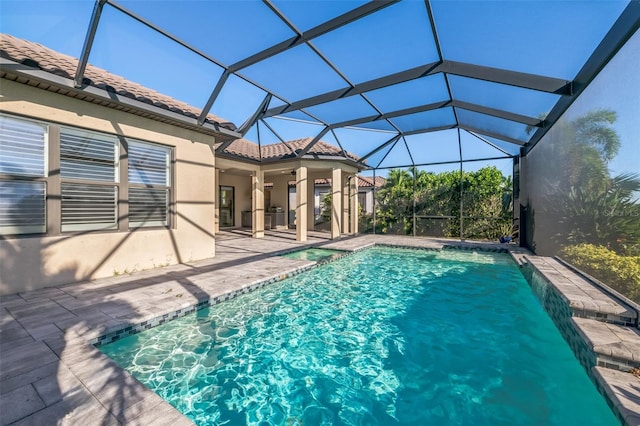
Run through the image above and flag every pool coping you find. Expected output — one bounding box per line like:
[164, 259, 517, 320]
[523, 255, 640, 426]
[2, 234, 638, 425]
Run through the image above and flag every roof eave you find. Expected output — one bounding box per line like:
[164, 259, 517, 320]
[0, 58, 242, 143]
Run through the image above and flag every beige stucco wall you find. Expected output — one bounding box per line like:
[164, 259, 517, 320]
[0, 79, 216, 295]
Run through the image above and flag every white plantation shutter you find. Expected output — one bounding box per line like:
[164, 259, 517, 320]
[0, 115, 47, 177]
[59, 128, 119, 231]
[129, 188, 169, 227]
[0, 115, 47, 234]
[128, 142, 169, 186]
[61, 183, 117, 231]
[0, 181, 46, 234]
[60, 129, 118, 182]
[128, 141, 171, 227]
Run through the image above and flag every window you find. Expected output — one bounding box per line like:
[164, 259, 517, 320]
[128, 140, 171, 228]
[358, 192, 367, 213]
[0, 115, 47, 234]
[0, 113, 174, 236]
[60, 128, 118, 232]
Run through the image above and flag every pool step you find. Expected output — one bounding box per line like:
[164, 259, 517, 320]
[573, 318, 640, 371]
[526, 256, 637, 326]
[593, 367, 640, 426]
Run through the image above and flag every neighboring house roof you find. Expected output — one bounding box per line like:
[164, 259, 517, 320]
[291, 175, 385, 188]
[0, 33, 237, 137]
[216, 137, 360, 163]
[357, 175, 386, 188]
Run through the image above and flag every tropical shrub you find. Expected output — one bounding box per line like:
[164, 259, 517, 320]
[560, 244, 640, 303]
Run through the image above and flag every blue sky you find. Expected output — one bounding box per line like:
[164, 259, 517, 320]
[1, 0, 636, 178]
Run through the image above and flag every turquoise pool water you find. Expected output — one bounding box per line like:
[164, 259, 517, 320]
[279, 248, 345, 262]
[101, 247, 618, 425]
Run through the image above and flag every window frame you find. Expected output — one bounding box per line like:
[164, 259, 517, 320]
[0, 115, 49, 235]
[0, 113, 175, 238]
[126, 138, 173, 229]
[59, 126, 120, 233]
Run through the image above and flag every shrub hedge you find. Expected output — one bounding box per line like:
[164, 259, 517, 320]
[560, 244, 640, 304]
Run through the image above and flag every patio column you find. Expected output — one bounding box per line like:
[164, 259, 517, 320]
[252, 170, 264, 238]
[331, 168, 342, 239]
[350, 174, 358, 234]
[214, 168, 220, 234]
[296, 166, 308, 242]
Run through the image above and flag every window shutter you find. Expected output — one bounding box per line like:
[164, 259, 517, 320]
[128, 141, 169, 185]
[0, 115, 47, 235]
[60, 129, 117, 182]
[129, 188, 169, 227]
[0, 115, 46, 177]
[61, 183, 117, 232]
[0, 181, 46, 234]
[128, 141, 171, 228]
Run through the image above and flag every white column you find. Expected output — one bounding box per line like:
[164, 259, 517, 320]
[296, 166, 308, 242]
[331, 168, 342, 239]
[252, 170, 264, 238]
[342, 173, 349, 234]
[214, 168, 220, 234]
[350, 174, 358, 234]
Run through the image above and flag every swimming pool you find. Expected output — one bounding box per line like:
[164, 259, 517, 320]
[279, 247, 345, 262]
[100, 247, 617, 425]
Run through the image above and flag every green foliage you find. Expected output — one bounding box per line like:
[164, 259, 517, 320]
[319, 192, 332, 223]
[531, 108, 640, 255]
[374, 166, 513, 239]
[560, 244, 640, 303]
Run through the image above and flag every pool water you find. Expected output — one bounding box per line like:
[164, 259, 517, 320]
[101, 247, 618, 425]
[279, 248, 345, 261]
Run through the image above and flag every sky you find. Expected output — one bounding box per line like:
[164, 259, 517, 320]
[0, 0, 637, 179]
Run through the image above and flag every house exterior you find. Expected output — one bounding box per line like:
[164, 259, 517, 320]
[309, 175, 385, 227]
[0, 34, 363, 295]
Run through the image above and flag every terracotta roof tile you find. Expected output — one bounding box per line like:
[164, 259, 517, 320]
[216, 138, 261, 160]
[0, 33, 236, 130]
[357, 175, 385, 187]
[288, 176, 384, 187]
[217, 137, 360, 162]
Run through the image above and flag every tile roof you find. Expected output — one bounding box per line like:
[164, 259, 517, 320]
[217, 138, 260, 161]
[0, 33, 236, 131]
[218, 137, 360, 162]
[1, 34, 361, 164]
[286, 175, 384, 187]
[356, 175, 386, 188]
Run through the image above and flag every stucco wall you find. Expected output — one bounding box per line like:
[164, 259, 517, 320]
[0, 80, 216, 295]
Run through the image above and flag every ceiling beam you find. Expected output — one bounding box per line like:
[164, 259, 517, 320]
[74, 0, 107, 88]
[237, 93, 273, 136]
[330, 101, 451, 129]
[373, 154, 514, 171]
[359, 134, 402, 163]
[440, 61, 572, 95]
[262, 60, 570, 119]
[197, 70, 230, 126]
[452, 101, 543, 127]
[525, 0, 640, 154]
[401, 124, 457, 136]
[263, 62, 441, 118]
[326, 99, 541, 131]
[464, 130, 513, 156]
[297, 127, 331, 157]
[230, 0, 399, 72]
[457, 125, 526, 146]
